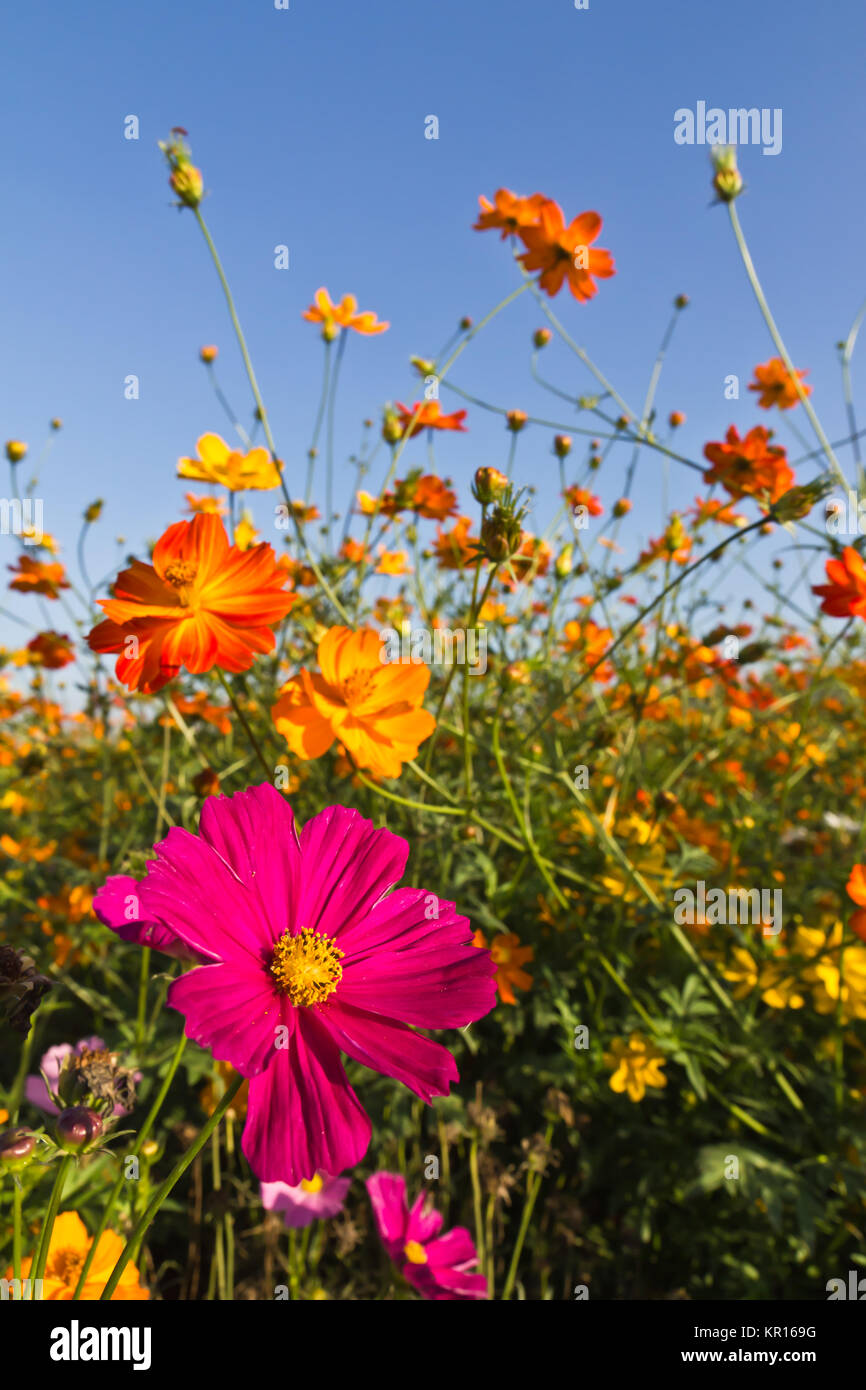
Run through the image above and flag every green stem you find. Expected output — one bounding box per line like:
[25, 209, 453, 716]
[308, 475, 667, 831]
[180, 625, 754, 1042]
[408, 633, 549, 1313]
[73, 1030, 188, 1298]
[100, 1073, 244, 1300]
[31, 1154, 72, 1296]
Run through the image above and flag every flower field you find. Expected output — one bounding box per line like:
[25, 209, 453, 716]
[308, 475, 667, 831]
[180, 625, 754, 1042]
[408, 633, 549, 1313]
[3, 128, 866, 1310]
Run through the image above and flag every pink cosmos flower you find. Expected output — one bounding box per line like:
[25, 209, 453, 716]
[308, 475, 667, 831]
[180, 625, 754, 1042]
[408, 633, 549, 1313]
[366, 1171, 488, 1300]
[93, 783, 496, 1184]
[261, 1172, 351, 1228]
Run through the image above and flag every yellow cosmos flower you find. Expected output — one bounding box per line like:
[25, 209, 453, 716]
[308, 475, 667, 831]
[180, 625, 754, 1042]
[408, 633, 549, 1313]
[604, 1033, 668, 1102]
[10, 1211, 148, 1300]
[178, 433, 283, 492]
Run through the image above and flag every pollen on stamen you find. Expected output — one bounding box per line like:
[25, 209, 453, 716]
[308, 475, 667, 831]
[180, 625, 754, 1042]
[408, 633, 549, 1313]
[270, 927, 344, 1007]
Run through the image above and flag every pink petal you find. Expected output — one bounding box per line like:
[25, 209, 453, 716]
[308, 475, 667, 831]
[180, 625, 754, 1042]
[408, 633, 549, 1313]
[167, 964, 288, 1075]
[296, 805, 407, 938]
[405, 1190, 444, 1245]
[199, 784, 302, 941]
[242, 1011, 370, 1183]
[339, 936, 496, 1029]
[365, 1172, 409, 1255]
[138, 826, 275, 964]
[93, 875, 207, 962]
[424, 1226, 478, 1269]
[319, 1001, 458, 1101]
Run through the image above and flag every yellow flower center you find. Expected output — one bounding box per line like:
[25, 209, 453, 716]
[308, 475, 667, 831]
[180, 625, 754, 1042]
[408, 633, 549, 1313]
[270, 928, 344, 1007]
[301, 1174, 324, 1194]
[52, 1248, 86, 1286]
[403, 1240, 428, 1265]
[340, 670, 376, 708]
[163, 559, 198, 605]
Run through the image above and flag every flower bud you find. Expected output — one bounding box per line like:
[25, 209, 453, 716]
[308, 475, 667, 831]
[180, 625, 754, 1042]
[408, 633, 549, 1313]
[553, 434, 572, 458]
[533, 328, 552, 349]
[382, 407, 403, 445]
[170, 163, 204, 209]
[711, 146, 743, 202]
[55, 1107, 103, 1153]
[674, 294, 689, 310]
[50, 418, 63, 431]
[199, 345, 218, 364]
[771, 478, 834, 523]
[5, 441, 27, 464]
[588, 454, 602, 471]
[410, 356, 436, 377]
[506, 410, 528, 433]
[472, 467, 508, 506]
[555, 545, 573, 578]
[481, 508, 523, 562]
[84, 499, 104, 524]
[459, 316, 472, 331]
[612, 498, 632, 518]
[0, 1127, 37, 1171]
[668, 411, 686, 428]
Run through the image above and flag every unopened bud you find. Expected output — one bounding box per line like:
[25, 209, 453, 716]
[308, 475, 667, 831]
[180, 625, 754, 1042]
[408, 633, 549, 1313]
[533, 328, 552, 349]
[199, 345, 218, 364]
[84, 500, 104, 524]
[56, 1107, 103, 1153]
[5, 441, 27, 464]
[472, 467, 509, 506]
[553, 434, 572, 458]
[711, 146, 743, 202]
[0, 1127, 37, 1171]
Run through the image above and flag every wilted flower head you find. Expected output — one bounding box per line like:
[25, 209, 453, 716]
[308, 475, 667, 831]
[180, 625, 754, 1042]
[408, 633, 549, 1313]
[0, 945, 52, 1036]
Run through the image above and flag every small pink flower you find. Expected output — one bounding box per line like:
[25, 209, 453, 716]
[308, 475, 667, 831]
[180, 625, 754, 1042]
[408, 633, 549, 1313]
[93, 783, 496, 1184]
[261, 1173, 350, 1228]
[366, 1171, 488, 1300]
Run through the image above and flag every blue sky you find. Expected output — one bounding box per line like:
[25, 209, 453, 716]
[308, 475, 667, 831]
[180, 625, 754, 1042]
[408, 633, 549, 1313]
[2, 0, 865, 652]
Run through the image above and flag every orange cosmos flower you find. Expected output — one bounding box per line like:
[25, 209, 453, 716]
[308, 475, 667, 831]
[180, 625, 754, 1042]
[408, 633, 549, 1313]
[518, 202, 615, 302]
[748, 357, 812, 410]
[472, 930, 533, 1004]
[564, 486, 604, 517]
[687, 495, 746, 528]
[433, 516, 482, 570]
[8, 557, 70, 599]
[271, 626, 435, 778]
[178, 434, 282, 492]
[302, 287, 389, 340]
[473, 188, 551, 239]
[340, 538, 371, 565]
[812, 547, 866, 620]
[394, 401, 468, 438]
[563, 618, 614, 679]
[499, 535, 552, 589]
[10, 1211, 148, 1301]
[184, 492, 227, 516]
[703, 425, 794, 504]
[25, 631, 75, 669]
[637, 515, 693, 568]
[167, 692, 233, 735]
[87, 513, 294, 694]
[375, 548, 412, 576]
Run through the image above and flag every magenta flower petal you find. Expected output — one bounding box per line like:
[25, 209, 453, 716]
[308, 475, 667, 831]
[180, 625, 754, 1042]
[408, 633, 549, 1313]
[365, 1172, 409, 1256]
[336, 886, 461, 959]
[137, 826, 276, 964]
[405, 1189, 444, 1245]
[242, 1012, 370, 1183]
[320, 1002, 458, 1101]
[167, 965, 289, 1076]
[339, 938, 496, 1029]
[93, 875, 206, 962]
[199, 784, 302, 941]
[423, 1226, 477, 1268]
[297, 805, 408, 938]
[406, 1261, 489, 1300]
